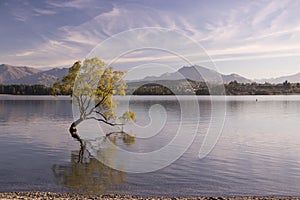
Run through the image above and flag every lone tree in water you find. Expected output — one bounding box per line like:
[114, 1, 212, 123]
[53, 57, 136, 143]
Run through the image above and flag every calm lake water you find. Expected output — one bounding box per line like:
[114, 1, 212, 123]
[1, 95, 300, 196]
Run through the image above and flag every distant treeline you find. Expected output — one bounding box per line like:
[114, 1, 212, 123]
[225, 80, 300, 95]
[0, 84, 52, 95]
[130, 80, 300, 95]
[1, 80, 300, 95]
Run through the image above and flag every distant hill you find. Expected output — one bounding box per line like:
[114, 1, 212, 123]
[0, 64, 69, 86]
[140, 65, 252, 83]
[222, 73, 252, 83]
[0, 64, 41, 83]
[257, 72, 300, 84]
[7, 68, 69, 86]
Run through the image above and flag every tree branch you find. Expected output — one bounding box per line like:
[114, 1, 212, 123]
[94, 87, 114, 108]
[84, 96, 92, 114]
[93, 110, 108, 121]
[74, 95, 85, 115]
[85, 90, 112, 116]
[94, 94, 107, 108]
[86, 117, 123, 127]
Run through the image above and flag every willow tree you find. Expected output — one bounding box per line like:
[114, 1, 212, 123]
[53, 57, 135, 142]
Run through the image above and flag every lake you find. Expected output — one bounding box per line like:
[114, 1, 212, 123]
[1, 95, 300, 196]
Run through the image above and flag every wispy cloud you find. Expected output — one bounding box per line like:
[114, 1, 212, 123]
[187, 1, 300, 61]
[33, 8, 57, 16]
[47, 0, 97, 9]
[252, 0, 288, 27]
[15, 51, 35, 57]
[12, 3, 57, 22]
[12, 10, 29, 22]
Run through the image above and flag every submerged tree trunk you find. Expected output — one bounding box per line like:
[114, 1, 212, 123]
[69, 117, 84, 144]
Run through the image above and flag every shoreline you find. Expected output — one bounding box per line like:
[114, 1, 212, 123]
[0, 192, 299, 200]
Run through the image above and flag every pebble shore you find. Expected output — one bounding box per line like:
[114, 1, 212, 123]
[0, 192, 300, 200]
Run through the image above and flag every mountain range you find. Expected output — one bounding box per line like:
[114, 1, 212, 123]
[135, 65, 300, 84]
[0, 64, 68, 86]
[1, 64, 300, 86]
[140, 65, 252, 83]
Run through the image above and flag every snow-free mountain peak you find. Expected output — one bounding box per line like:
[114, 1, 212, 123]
[140, 65, 251, 83]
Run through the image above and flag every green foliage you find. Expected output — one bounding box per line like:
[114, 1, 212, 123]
[118, 110, 136, 132]
[53, 57, 135, 132]
[69, 57, 127, 121]
[52, 61, 81, 95]
[119, 111, 136, 124]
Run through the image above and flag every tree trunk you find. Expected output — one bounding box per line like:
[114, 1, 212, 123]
[69, 117, 84, 143]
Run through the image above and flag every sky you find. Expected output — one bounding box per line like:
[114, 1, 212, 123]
[1, 0, 300, 79]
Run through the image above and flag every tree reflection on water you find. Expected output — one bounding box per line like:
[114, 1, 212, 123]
[52, 132, 135, 194]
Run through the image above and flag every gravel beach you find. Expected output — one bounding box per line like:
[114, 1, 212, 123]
[0, 192, 299, 200]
